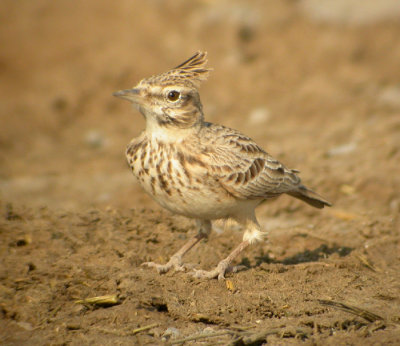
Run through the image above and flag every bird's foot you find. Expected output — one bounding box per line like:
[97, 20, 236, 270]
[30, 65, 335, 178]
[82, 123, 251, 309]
[192, 260, 247, 280]
[142, 254, 186, 274]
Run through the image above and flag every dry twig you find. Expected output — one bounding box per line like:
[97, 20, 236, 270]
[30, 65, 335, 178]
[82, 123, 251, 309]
[170, 330, 234, 345]
[131, 323, 159, 336]
[75, 294, 120, 307]
[317, 299, 384, 323]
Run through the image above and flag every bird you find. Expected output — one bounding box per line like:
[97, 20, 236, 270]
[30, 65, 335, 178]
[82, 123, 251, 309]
[113, 51, 331, 280]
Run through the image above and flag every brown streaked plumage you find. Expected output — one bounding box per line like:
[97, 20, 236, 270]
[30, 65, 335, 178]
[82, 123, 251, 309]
[114, 51, 331, 280]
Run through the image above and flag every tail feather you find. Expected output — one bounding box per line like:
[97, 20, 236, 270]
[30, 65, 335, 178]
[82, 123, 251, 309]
[287, 185, 332, 209]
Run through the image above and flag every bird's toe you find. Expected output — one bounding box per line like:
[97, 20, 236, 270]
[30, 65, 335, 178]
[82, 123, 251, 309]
[191, 260, 248, 280]
[192, 260, 229, 280]
[192, 269, 219, 279]
[141, 261, 169, 274]
[228, 264, 248, 274]
[141, 254, 186, 274]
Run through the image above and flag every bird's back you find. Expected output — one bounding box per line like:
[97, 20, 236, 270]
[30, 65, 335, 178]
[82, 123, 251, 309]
[197, 122, 331, 208]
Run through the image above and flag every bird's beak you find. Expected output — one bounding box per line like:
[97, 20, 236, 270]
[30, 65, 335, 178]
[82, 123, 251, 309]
[113, 88, 142, 103]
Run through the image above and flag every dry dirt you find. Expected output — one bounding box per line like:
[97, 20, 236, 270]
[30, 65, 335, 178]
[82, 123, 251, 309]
[1, 1, 400, 345]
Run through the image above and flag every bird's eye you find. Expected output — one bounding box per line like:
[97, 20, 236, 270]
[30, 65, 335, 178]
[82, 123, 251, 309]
[167, 90, 180, 102]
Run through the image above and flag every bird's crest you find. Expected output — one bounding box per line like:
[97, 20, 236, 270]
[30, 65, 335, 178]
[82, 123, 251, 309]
[144, 51, 211, 88]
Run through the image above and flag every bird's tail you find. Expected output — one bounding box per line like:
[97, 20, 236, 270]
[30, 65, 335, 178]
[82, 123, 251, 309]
[287, 185, 332, 209]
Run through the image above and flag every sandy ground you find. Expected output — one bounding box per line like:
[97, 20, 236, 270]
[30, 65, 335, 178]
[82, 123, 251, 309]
[1, 1, 400, 344]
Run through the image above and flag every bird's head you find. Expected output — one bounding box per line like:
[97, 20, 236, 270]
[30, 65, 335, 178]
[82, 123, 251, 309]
[114, 52, 211, 138]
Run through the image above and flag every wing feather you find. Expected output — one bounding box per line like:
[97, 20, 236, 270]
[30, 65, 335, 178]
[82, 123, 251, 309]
[200, 124, 302, 200]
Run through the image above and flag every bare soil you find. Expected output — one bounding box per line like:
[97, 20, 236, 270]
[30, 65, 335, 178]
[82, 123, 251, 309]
[1, 1, 400, 344]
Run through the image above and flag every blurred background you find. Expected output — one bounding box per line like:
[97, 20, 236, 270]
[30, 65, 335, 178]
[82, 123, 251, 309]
[1, 0, 399, 216]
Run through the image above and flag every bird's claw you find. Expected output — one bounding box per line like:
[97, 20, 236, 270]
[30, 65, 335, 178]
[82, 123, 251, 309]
[191, 261, 247, 280]
[141, 254, 186, 274]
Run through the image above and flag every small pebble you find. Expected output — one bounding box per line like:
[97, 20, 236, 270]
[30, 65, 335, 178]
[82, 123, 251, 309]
[326, 142, 356, 156]
[161, 327, 180, 341]
[379, 86, 400, 107]
[84, 130, 106, 149]
[340, 184, 356, 195]
[389, 199, 400, 213]
[16, 321, 34, 331]
[248, 107, 270, 125]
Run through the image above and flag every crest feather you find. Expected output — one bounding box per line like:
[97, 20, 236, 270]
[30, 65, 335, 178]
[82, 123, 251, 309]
[171, 51, 211, 87]
[141, 51, 212, 88]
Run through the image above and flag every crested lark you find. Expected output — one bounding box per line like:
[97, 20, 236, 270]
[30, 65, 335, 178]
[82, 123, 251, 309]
[114, 52, 331, 280]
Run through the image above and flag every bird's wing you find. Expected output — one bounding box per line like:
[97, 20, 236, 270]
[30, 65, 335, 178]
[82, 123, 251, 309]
[200, 124, 302, 200]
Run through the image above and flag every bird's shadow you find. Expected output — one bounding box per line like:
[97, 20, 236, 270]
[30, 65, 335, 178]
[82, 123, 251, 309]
[239, 243, 353, 269]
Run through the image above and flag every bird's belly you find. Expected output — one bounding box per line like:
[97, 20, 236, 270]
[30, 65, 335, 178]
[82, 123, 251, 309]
[155, 186, 239, 219]
[129, 157, 238, 219]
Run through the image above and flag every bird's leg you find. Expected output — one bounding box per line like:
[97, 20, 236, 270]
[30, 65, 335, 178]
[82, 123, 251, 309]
[147, 233, 205, 273]
[142, 220, 211, 274]
[192, 215, 263, 280]
[192, 240, 250, 280]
